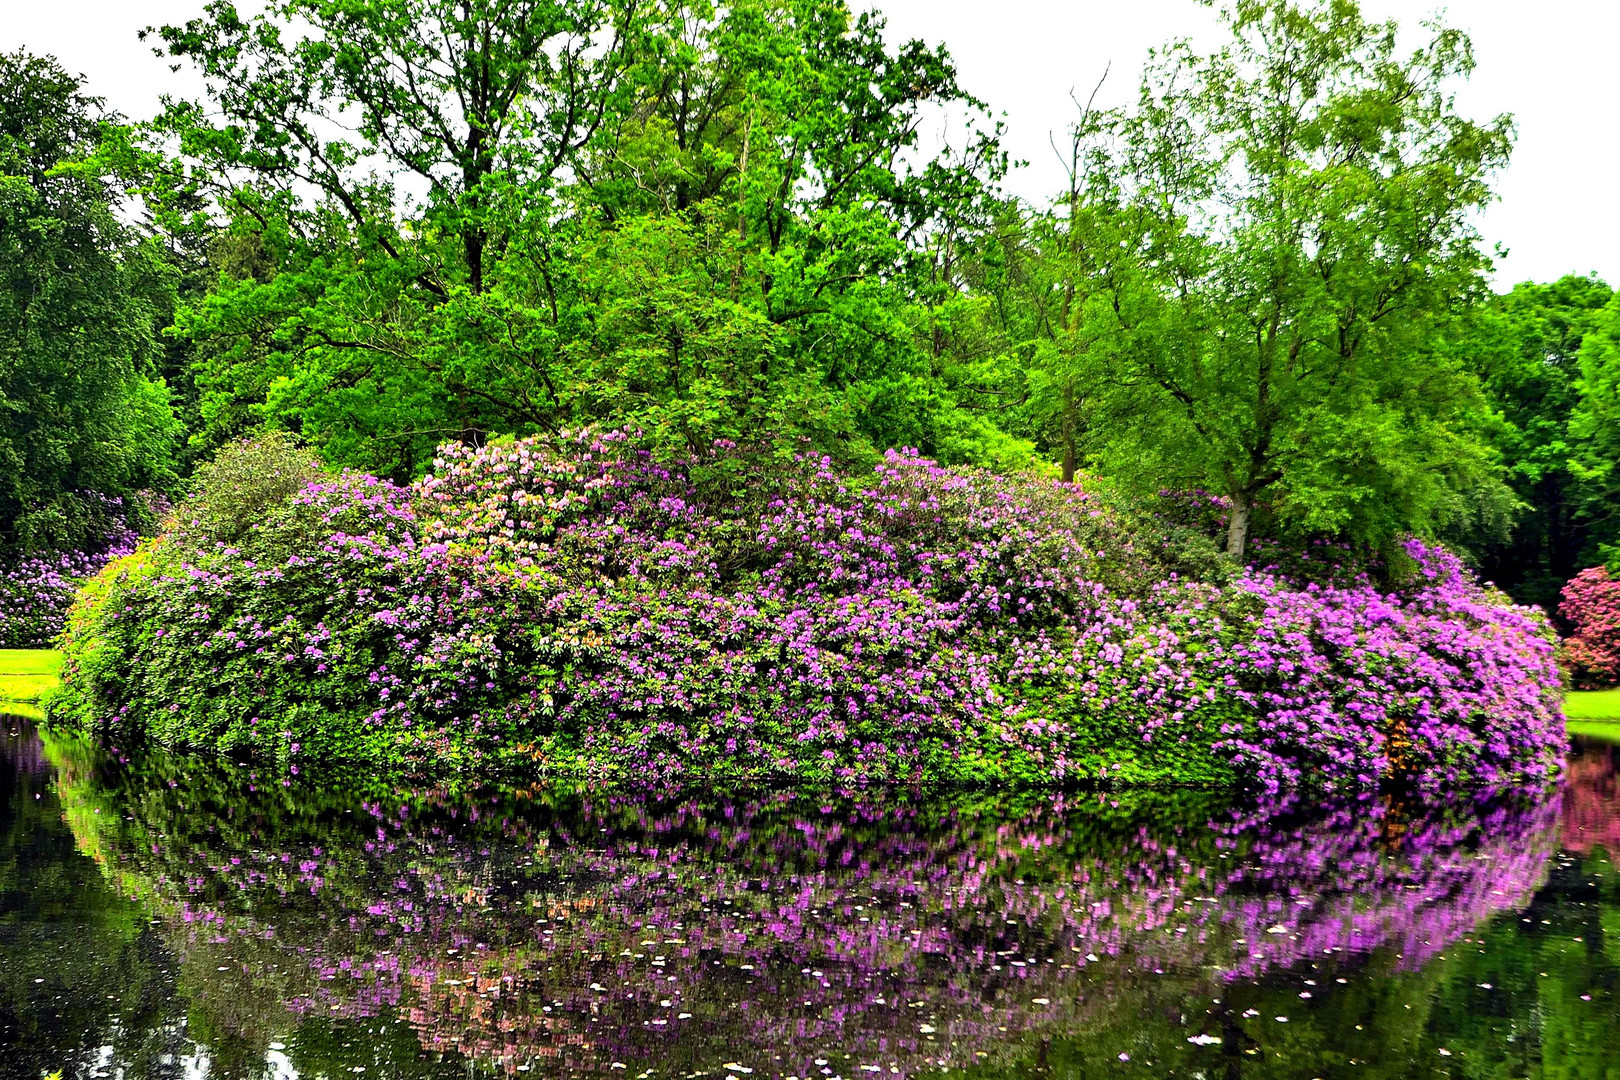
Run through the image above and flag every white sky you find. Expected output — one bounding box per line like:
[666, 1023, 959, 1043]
[4, 0, 1616, 288]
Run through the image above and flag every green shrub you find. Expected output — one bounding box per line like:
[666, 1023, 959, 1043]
[174, 433, 323, 546]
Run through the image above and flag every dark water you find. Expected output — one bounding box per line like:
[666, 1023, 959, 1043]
[2, 723, 1618, 1080]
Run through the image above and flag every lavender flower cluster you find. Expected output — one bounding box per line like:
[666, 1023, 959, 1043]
[50, 434, 1565, 789]
[0, 497, 143, 648]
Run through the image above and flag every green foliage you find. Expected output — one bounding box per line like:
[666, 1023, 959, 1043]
[962, 0, 1516, 559]
[1461, 276, 1617, 607]
[1571, 292, 1620, 569]
[48, 489, 422, 770]
[10, 0, 1616, 623]
[139, 0, 1018, 477]
[95, 0, 1552, 572]
[174, 431, 322, 545]
[0, 52, 181, 552]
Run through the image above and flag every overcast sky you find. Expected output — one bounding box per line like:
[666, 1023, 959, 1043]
[4, 0, 1615, 288]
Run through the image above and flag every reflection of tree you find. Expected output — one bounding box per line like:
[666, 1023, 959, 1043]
[43, 735, 1566, 1079]
[0, 724, 189, 1078]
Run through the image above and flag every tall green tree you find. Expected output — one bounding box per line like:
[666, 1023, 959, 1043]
[1032, 0, 1516, 557]
[1571, 290, 1620, 569]
[0, 52, 179, 551]
[978, 106, 1163, 485]
[144, 0, 1017, 477]
[1468, 275, 1614, 607]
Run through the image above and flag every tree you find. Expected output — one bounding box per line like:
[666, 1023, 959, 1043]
[1054, 0, 1515, 558]
[147, 0, 643, 299]
[1571, 291, 1620, 568]
[994, 100, 1164, 486]
[144, 0, 1016, 477]
[0, 52, 178, 552]
[1469, 275, 1614, 608]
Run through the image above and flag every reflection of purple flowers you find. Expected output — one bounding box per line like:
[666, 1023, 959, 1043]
[57, 434, 1563, 790]
[59, 756, 1560, 1078]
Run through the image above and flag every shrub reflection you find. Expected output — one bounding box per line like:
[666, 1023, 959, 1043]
[48, 740, 1562, 1077]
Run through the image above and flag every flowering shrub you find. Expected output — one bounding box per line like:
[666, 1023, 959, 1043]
[48, 433, 1565, 789]
[1214, 540, 1566, 789]
[1561, 566, 1620, 688]
[0, 494, 148, 647]
[171, 431, 323, 545]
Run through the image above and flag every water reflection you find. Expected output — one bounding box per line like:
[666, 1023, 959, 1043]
[2, 726, 1618, 1079]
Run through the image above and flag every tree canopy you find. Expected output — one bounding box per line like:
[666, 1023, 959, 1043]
[137, 0, 1018, 478]
[4, 0, 1617, 599]
[978, 0, 1517, 557]
[0, 51, 178, 551]
[1463, 276, 1617, 607]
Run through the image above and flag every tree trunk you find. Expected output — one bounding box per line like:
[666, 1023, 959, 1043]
[1225, 491, 1251, 560]
[465, 228, 485, 295]
[1060, 383, 1078, 484]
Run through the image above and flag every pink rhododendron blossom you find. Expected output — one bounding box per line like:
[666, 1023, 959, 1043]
[1561, 567, 1620, 688]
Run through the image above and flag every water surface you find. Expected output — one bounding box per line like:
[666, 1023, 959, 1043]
[2, 722, 1618, 1079]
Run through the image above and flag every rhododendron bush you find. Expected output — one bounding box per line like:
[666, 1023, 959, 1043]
[1560, 567, 1620, 688]
[47, 433, 1565, 789]
[0, 495, 147, 648]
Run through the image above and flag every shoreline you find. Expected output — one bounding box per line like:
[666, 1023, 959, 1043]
[10, 647, 1615, 766]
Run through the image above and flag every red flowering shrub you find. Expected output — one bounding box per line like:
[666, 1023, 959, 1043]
[1561, 567, 1620, 688]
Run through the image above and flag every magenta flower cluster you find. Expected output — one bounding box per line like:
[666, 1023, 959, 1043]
[1561, 566, 1620, 688]
[53, 434, 1565, 789]
[1212, 539, 1566, 789]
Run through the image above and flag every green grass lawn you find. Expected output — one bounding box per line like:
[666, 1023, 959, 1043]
[1566, 688, 1620, 742]
[0, 649, 60, 707]
[1566, 688, 1620, 721]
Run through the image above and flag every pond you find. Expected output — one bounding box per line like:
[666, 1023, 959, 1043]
[1, 723, 1617, 1080]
